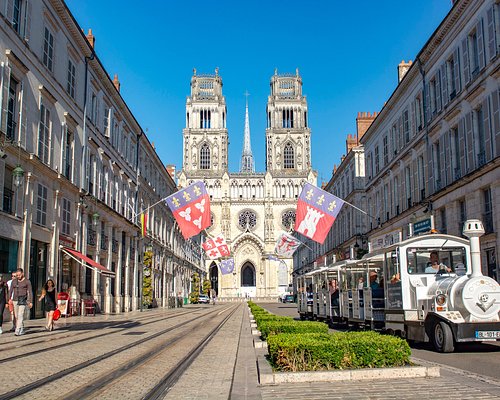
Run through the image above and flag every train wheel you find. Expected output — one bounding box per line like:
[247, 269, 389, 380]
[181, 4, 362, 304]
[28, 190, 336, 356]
[432, 321, 454, 353]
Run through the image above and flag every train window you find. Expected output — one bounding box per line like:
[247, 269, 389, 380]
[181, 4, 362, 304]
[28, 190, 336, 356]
[406, 248, 467, 274]
[386, 250, 400, 284]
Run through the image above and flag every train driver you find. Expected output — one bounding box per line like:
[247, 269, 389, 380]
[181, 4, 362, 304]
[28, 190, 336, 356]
[425, 251, 452, 273]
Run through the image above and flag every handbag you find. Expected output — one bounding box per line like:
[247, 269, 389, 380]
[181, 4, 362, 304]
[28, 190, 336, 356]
[17, 295, 28, 306]
[53, 309, 61, 321]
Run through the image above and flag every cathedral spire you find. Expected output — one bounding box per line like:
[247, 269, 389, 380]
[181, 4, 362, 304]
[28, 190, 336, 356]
[240, 91, 255, 173]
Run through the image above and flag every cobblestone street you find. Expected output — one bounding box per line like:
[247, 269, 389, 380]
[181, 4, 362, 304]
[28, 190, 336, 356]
[0, 303, 499, 399]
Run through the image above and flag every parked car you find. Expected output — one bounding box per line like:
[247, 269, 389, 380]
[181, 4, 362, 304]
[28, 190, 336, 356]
[283, 294, 295, 303]
[198, 294, 210, 304]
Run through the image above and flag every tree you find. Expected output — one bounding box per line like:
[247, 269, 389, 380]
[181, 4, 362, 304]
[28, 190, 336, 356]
[189, 272, 200, 304]
[202, 279, 211, 295]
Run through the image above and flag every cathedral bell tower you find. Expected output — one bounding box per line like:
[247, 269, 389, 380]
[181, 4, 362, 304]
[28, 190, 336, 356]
[265, 69, 311, 174]
[183, 68, 228, 176]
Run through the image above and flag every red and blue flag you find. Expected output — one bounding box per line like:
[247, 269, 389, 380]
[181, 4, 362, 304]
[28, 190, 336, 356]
[165, 181, 211, 239]
[294, 182, 344, 244]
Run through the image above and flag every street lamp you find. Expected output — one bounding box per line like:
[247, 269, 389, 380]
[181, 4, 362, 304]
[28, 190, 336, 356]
[12, 165, 25, 187]
[92, 211, 100, 226]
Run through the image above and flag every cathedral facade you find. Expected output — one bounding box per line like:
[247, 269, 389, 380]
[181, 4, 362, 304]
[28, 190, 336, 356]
[178, 69, 316, 298]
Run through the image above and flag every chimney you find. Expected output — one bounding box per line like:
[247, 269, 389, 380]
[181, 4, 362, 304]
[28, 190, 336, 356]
[86, 29, 95, 48]
[346, 133, 358, 154]
[166, 164, 176, 180]
[113, 74, 120, 92]
[398, 60, 413, 83]
[151, 141, 155, 150]
[356, 111, 378, 140]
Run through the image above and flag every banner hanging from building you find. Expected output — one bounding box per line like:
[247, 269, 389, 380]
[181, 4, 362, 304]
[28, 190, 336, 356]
[274, 232, 302, 257]
[219, 258, 235, 275]
[140, 211, 148, 237]
[202, 233, 230, 259]
[294, 182, 344, 244]
[165, 181, 211, 239]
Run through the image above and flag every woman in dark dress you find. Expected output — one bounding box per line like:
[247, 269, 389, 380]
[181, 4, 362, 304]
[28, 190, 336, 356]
[0, 275, 8, 334]
[38, 279, 57, 331]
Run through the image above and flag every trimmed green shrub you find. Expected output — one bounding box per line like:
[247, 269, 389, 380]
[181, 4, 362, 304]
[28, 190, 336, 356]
[259, 320, 328, 340]
[255, 315, 292, 330]
[267, 331, 411, 371]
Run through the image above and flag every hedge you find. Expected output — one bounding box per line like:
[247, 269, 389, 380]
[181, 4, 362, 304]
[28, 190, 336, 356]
[267, 331, 411, 371]
[259, 320, 329, 340]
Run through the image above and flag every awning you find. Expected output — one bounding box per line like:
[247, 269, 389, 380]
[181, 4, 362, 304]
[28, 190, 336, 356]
[61, 247, 115, 277]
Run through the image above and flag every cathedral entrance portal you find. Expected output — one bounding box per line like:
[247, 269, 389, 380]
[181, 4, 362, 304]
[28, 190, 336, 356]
[209, 262, 218, 296]
[241, 262, 256, 298]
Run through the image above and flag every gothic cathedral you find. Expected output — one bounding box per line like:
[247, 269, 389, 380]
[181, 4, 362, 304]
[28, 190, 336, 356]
[178, 69, 317, 298]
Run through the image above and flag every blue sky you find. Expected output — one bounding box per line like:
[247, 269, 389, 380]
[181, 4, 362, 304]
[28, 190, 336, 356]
[66, 0, 452, 183]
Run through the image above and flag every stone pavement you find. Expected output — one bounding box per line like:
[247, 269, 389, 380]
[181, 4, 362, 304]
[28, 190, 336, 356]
[1, 303, 499, 399]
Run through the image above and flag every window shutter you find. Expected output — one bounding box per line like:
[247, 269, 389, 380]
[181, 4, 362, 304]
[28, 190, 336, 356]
[23, 0, 31, 41]
[454, 47, 461, 94]
[424, 82, 430, 124]
[445, 130, 452, 184]
[60, 122, 66, 174]
[465, 112, 474, 172]
[18, 80, 28, 150]
[487, 6, 497, 61]
[458, 118, 467, 177]
[398, 116, 403, 150]
[477, 19, 485, 71]
[435, 71, 442, 113]
[462, 38, 470, 85]
[483, 96, 492, 162]
[410, 100, 416, 137]
[492, 89, 500, 158]
[5, 0, 14, 23]
[439, 136, 446, 188]
[0, 62, 11, 134]
[441, 63, 448, 106]
[49, 110, 54, 168]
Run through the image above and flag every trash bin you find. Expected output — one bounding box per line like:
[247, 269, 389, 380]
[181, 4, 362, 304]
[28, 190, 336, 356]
[183, 297, 188, 305]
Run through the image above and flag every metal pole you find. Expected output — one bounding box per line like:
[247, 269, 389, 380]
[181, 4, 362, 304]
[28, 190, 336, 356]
[139, 264, 143, 312]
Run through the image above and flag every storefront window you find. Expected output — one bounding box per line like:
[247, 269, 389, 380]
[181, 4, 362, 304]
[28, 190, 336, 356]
[0, 238, 19, 273]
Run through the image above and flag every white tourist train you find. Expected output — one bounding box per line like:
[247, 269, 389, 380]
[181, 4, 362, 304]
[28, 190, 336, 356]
[296, 220, 500, 352]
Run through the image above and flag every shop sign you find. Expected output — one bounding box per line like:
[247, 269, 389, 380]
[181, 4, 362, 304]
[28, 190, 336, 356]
[413, 218, 432, 235]
[370, 229, 402, 251]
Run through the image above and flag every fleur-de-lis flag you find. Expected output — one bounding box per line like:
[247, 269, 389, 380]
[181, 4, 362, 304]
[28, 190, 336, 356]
[165, 181, 211, 239]
[294, 182, 344, 244]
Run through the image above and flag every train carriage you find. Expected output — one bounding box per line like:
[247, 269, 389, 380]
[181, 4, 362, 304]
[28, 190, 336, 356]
[298, 220, 500, 352]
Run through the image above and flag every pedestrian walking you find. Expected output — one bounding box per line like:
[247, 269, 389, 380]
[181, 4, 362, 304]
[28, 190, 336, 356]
[8, 268, 33, 336]
[0, 275, 8, 334]
[38, 279, 57, 331]
[6, 272, 16, 332]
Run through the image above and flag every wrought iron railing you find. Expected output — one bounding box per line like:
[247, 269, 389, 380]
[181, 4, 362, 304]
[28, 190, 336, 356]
[87, 228, 96, 246]
[101, 235, 108, 251]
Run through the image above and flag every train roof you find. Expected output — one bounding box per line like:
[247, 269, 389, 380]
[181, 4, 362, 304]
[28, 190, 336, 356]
[361, 233, 470, 261]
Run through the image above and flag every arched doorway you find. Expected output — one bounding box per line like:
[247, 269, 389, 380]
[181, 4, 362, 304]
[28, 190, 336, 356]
[209, 262, 218, 296]
[241, 262, 256, 287]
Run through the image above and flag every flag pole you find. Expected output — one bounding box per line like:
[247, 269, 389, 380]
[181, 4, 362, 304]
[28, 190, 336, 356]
[134, 196, 169, 224]
[341, 199, 378, 221]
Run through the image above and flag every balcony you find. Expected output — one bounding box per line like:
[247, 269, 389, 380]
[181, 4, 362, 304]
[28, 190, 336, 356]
[2, 188, 14, 214]
[101, 235, 108, 251]
[87, 228, 96, 246]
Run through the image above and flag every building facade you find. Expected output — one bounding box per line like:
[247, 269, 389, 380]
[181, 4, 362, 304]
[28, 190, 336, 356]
[296, 0, 500, 282]
[0, 0, 202, 317]
[178, 69, 316, 298]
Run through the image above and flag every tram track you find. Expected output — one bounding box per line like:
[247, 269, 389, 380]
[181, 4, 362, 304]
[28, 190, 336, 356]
[0, 309, 197, 364]
[0, 305, 232, 400]
[62, 305, 239, 400]
[0, 309, 191, 349]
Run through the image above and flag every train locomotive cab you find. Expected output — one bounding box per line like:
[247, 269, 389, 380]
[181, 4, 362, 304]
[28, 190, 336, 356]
[384, 220, 499, 352]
